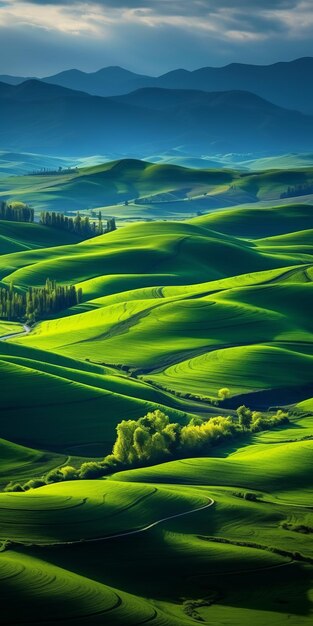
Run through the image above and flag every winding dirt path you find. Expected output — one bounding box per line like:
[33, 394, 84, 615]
[0, 324, 31, 341]
[18, 496, 215, 547]
[85, 495, 215, 544]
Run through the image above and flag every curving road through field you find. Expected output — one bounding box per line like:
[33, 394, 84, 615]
[24, 496, 215, 547]
[86, 495, 215, 544]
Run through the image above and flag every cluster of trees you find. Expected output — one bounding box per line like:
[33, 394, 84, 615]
[0, 285, 25, 320]
[31, 167, 78, 176]
[104, 406, 288, 468]
[280, 183, 313, 199]
[0, 279, 82, 322]
[0, 201, 34, 223]
[5, 405, 289, 492]
[39, 211, 116, 239]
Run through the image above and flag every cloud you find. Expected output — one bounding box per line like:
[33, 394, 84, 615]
[0, 0, 312, 76]
[1, 0, 311, 38]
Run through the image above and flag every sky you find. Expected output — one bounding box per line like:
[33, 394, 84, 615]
[1, 0, 313, 76]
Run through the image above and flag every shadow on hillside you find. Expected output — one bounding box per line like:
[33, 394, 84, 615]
[222, 384, 313, 411]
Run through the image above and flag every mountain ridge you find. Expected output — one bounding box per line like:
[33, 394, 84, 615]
[1, 57, 313, 113]
[1, 80, 313, 156]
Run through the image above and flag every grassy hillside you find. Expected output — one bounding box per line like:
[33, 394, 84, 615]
[193, 203, 313, 238]
[0, 158, 237, 213]
[0, 438, 67, 488]
[0, 342, 192, 455]
[1, 216, 310, 414]
[1, 158, 313, 220]
[1, 423, 313, 624]
[0, 189, 312, 625]
[0, 218, 82, 254]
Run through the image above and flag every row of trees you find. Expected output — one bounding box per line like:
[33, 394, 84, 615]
[31, 167, 78, 176]
[280, 183, 313, 199]
[0, 279, 82, 322]
[0, 201, 34, 223]
[39, 211, 116, 238]
[5, 406, 289, 491]
[105, 407, 288, 468]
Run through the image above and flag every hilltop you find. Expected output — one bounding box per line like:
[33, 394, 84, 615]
[1, 158, 313, 219]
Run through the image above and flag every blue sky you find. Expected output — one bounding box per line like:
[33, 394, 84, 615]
[1, 0, 313, 76]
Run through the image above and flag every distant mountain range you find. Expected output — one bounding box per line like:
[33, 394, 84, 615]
[1, 79, 313, 156]
[1, 57, 313, 114]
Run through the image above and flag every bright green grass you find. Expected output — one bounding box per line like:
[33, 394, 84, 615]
[0, 219, 81, 254]
[1, 472, 312, 624]
[148, 344, 313, 399]
[193, 203, 313, 238]
[1, 467, 312, 625]
[112, 438, 313, 503]
[257, 229, 313, 249]
[0, 197, 312, 625]
[10, 294, 284, 366]
[297, 397, 313, 413]
[0, 480, 206, 544]
[0, 438, 67, 487]
[0, 320, 23, 336]
[0, 352, 190, 454]
[0, 348, 193, 412]
[1, 220, 301, 291]
[254, 415, 313, 442]
[14, 280, 312, 370]
[9, 219, 312, 407]
[78, 263, 310, 309]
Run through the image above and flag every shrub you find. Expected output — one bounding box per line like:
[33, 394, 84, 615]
[4, 406, 290, 491]
[217, 387, 231, 400]
[4, 482, 24, 492]
[59, 466, 78, 481]
[244, 492, 259, 502]
[237, 405, 252, 430]
[45, 469, 65, 484]
[79, 462, 108, 479]
[23, 479, 46, 490]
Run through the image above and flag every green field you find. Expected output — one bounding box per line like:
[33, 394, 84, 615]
[0, 163, 312, 625]
[1, 157, 313, 222]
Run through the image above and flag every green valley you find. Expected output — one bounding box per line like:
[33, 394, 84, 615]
[0, 160, 312, 625]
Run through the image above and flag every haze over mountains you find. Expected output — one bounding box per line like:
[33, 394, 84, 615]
[1, 57, 313, 113]
[1, 57, 313, 157]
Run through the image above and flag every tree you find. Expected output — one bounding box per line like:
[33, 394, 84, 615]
[98, 210, 103, 235]
[79, 462, 107, 479]
[4, 406, 290, 492]
[237, 405, 252, 431]
[113, 420, 138, 465]
[0, 280, 83, 322]
[39, 210, 115, 239]
[217, 388, 231, 401]
[0, 201, 34, 223]
[59, 466, 78, 481]
[23, 478, 46, 490]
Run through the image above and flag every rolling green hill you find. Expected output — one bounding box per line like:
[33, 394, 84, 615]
[0, 187, 312, 625]
[193, 203, 313, 238]
[0, 159, 237, 213]
[2, 159, 313, 221]
[0, 218, 82, 254]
